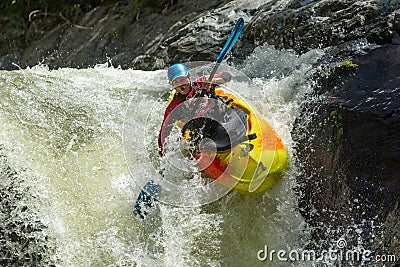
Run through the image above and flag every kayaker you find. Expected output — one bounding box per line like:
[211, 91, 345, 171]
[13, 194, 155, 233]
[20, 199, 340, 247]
[158, 63, 231, 155]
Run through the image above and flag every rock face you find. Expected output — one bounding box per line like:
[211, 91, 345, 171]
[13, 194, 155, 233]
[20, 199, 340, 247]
[1, 0, 242, 70]
[240, 0, 400, 56]
[293, 44, 400, 257]
[1, 0, 399, 70]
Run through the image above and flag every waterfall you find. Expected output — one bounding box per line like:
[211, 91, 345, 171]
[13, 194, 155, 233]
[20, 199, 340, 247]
[1, 45, 326, 266]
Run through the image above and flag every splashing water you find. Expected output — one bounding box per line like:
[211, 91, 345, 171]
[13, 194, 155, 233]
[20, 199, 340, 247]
[0, 45, 325, 266]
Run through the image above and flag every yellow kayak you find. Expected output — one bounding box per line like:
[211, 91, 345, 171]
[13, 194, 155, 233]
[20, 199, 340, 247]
[169, 87, 288, 195]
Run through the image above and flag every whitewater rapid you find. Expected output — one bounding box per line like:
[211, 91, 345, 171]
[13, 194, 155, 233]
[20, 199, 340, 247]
[0, 45, 324, 266]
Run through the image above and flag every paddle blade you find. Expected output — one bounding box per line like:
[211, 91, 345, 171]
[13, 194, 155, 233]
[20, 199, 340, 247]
[216, 17, 244, 64]
[209, 18, 244, 81]
[133, 180, 160, 219]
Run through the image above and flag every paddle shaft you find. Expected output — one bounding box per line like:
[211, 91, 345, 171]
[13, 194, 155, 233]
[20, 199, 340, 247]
[208, 18, 244, 82]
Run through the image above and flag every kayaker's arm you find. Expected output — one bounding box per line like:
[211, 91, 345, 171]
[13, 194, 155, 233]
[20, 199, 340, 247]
[158, 98, 183, 155]
[194, 71, 232, 92]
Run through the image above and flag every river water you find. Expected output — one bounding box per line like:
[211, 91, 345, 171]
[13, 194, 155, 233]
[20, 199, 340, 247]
[0, 45, 325, 266]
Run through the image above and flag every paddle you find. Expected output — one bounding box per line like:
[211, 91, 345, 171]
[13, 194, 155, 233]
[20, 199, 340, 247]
[208, 17, 244, 82]
[133, 180, 160, 219]
[133, 17, 244, 219]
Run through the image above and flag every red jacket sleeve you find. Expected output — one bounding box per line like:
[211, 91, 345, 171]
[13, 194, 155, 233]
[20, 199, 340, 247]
[157, 88, 198, 156]
[158, 98, 182, 153]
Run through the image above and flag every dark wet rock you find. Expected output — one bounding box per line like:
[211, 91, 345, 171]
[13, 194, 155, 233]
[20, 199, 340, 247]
[0, 147, 58, 266]
[20, 3, 129, 69]
[1, 0, 399, 70]
[239, 0, 400, 57]
[293, 44, 400, 256]
[131, 0, 260, 70]
[2, 0, 237, 70]
[0, 52, 22, 70]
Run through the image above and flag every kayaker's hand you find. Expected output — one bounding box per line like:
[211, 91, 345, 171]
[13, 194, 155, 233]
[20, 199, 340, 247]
[201, 81, 212, 92]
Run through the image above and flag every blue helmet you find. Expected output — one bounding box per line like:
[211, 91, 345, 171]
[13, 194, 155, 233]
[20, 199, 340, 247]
[167, 63, 189, 82]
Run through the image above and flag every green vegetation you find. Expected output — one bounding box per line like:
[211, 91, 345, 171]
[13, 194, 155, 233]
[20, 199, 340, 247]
[325, 60, 358, 88]
[328, 108, 344, 147]
[335, 60, 358, 75]
[312, 59, 359, 95]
